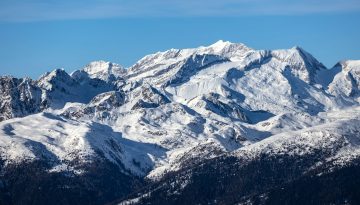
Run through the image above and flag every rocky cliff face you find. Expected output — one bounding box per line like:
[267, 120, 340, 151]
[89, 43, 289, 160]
[0, 76, 42, 121]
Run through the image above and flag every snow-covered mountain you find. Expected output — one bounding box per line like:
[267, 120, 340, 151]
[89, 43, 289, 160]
[0, 41, 359, 205]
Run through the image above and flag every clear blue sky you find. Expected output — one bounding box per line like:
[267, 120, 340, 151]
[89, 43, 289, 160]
[0, 0, 359, 79]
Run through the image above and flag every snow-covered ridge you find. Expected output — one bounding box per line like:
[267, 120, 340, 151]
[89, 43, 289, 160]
[235, 107, 360, 161]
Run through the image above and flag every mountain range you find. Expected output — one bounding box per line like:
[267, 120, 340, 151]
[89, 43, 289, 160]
[0, 40, 359, 205]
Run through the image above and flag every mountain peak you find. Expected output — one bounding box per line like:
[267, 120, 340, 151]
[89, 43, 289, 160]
[38, 68, 70, 82]
[291, 45, 303, 50]
[207, 40, 251, 52]
[83, 60, 125, 76]
[72, 60, 127, 82]
[209, 40, 232, 49]
[270, 46, 326, 83]
[203, 40, 253, 61]
[337, 60, 360, 72]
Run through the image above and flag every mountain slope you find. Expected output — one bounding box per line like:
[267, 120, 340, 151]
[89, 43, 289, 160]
[119, 107, 360, 205]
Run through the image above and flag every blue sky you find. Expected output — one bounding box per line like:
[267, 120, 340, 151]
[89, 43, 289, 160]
[0, 0, 359, 78]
